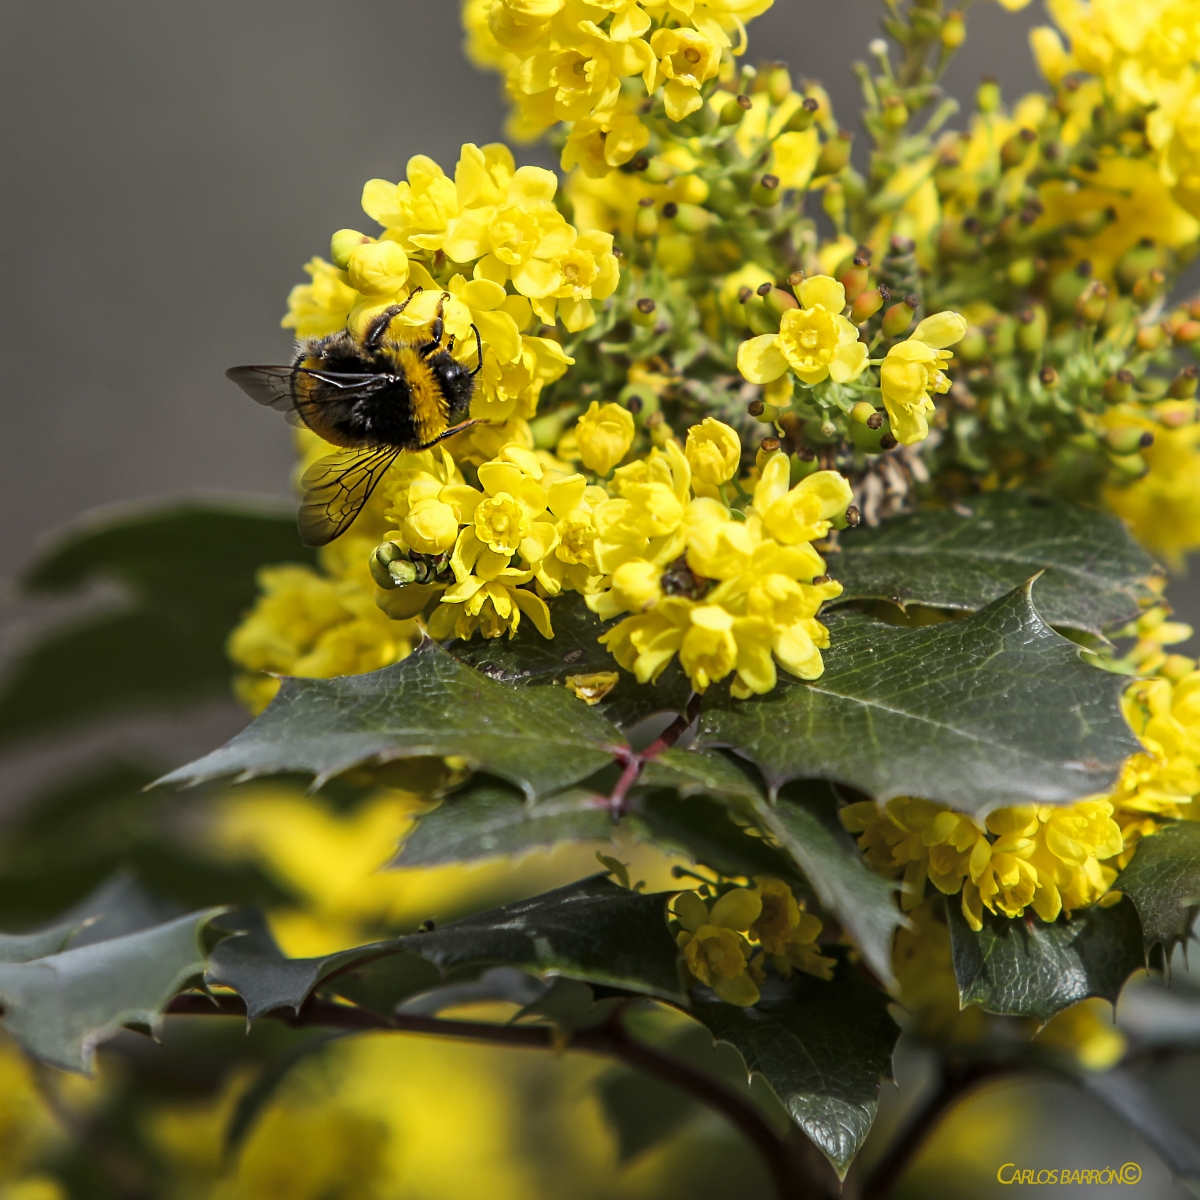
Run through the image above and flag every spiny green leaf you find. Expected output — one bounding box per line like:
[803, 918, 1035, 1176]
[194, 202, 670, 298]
[0, 500, 311, 745]
[0, 909, 225, 1073]
[156, 639, 625, 801]
[394, 784, 613, 867]
[691, 957, 898, 1176]
[450, 591, 692, 728]
[637, 748, 764, 812]
[946, 898, 1144, 1022]
[751, 783, 903, 986]
[394, 875, 685, 1003]
[0, 923, 77, 964]
[827, 491, 1158, 635]
[211, 877, 686, 1018]
[695, 583, 1139, 815]
[1115, 821, 1200, 958]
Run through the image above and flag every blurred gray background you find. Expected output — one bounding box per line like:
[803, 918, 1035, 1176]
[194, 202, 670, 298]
[0, 4, 1198, 1197]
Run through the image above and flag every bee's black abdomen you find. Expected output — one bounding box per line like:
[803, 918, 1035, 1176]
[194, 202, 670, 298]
[429, 352, 476, 424]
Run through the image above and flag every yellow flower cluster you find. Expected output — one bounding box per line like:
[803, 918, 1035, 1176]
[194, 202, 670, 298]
[1038, 0, 1200, 216]
[673, 877, 834, 1006]
[283, 143, 612, 424]
[463, 0, 772, 175]
[843, 643, 1200, 931]
[586, 420, 851, 697]
[737, 276, 968, 447]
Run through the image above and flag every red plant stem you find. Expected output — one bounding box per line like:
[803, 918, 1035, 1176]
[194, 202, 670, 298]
[166, 991, 834, 1200]
[607, 692, 702, 818]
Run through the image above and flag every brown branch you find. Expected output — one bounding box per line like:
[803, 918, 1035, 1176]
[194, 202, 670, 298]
[167, 990, 835, 1200]
[608, 691, 702, 818]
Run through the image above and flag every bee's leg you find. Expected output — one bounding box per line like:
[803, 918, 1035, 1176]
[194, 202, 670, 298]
[419, 293, 449, 357]
[419, 418, 482, 449]
[470, 324, 483, 376]
[364, 288, 424, 351]
[445, 334, 456, 353]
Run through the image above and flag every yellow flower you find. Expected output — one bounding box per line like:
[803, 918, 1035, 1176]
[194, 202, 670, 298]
[751, 452, 854, 545]
[648, 25, 726, 121]
[879, 312, 967, 445]
[575, 401, 636, 474]
[283, 257, 359, 339]
[674, 887, 763, 1006]
[685, 417, 741, 486]
[737, 275, 867, 387]
[561, 105, 651, 176]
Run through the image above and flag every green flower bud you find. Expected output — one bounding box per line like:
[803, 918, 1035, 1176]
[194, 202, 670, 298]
[619, 382, 661, 422]
[1000, 127, 1037, 169]
[851, 286, 887, 323]
[785, 96, 821, 132]
[790, 447, 820, 482]
[1169, 366, 1200, 398]
[763, 285, 798, 320]
[751, 173, 781, 207]
[956, 325, 988, 363]
[1115, 237, 1163, 292]
[850, 401, 878, 425]
[1075, 280, 1109, 325]
[977, 76, 1001, 114]
[1109, 451, 1148, 477]
[941, 11, 966, 47]
[1103, 369, 1135, 404]
[881, 297, 918, 338]
[631, 296, 658, 326]
[766, 66, 793, 105]
[642, 157, 675, 184]
[1106, 426, 1154, 455]
[330, 229, 373, 270]
[720, 94, 753, 126]
[816, 130, 853, 176]
[370, 542, 418, 590]
[634, 198, 658, 240]
[881, 95, 909, 131]
[1015, 305, 1047, 355]
[840, 259, 871, 303]
[1049, 260, 1093, 316]
[670, 203, 712, 234]
[1008, 258, 1038, 288]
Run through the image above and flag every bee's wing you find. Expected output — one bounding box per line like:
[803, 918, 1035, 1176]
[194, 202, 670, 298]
[226, 365, 388, 432]
[297, 446, 400, 547]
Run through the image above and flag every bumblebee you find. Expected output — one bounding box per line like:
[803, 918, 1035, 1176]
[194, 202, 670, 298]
[227, 290, 483, 547]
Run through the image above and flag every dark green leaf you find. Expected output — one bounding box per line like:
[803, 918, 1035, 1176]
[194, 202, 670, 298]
[692, 957, 899, 1175]
[156, 639, 625, 801]
[747, 783, 903, 987]
[1115, 821, 1200, 958]
[394, 875, 685, 1003]
[0, 909, 224, 1072]
[695, 583, 1139, 815]
[394, 783, 612, 867]
[947, 898, 1144, 1022]
[450, 591, 692, 727]
[0, 500, 311, 744]
[213, 877, 686, 1018]
[0, 923, 76, 963]
[637, 748, 764, 812]
[626, 789, 798, 883]
[207, 909, 399, 1021]
[827, 491, 1158, 634]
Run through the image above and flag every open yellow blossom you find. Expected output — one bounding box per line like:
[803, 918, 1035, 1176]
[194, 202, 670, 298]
[750, 877, 836, 981]
[879, 312, 967, 445]
[737, 275, 867, 387]
[648, 24, 726, 121]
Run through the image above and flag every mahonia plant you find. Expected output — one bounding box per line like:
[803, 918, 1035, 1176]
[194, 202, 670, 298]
[12, 0, 1200, 1197]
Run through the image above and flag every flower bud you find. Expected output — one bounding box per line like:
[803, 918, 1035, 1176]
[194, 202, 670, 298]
[1050, 260, 1092, 315]
[816, 130, 853, 176]
[721, 94, 752, 126]
[881, 95, 908, 131]
[785, 96, 820, 132]
[1103, 369, 1135, 405]
[941, 11, 966, 47]
[852, 287, 887, 323]
[753, 401, 780, 424]
[850, 401, 879, 425]
[934, 150, 964, 198]
[840, 259, 871, 303]
[1015, 305, 1047, 355]
[346, 239, 410, 295]
[763, 286, 799, 320]
[619, 382, 660, 423]
[1174, 320, 1200, 345]
[1169, 365, 1200, 399]
[790, 448, 820, 481]
[881, 297, 918, 338]
[977, 76, 1001, 113]
[642, 157, 675, 184]
[576, 400, 635, 475]
[370, 541, 418, 590]
[1136, 323, 1165, 352]
[670, 203, 712, 234]
[1106, 426, 1154, 454]
[331, 228, 373, 270]
[1000, 127, 1037, 169]
[1074, 280, 1109, 325]
[687, 417, 743, 485]
[766, 67, 792, 104]
[751, 173, 781, 207]
[1007, 257, 1038, 288]
[631, 296, 658, 326]
[956, 325, 988, 363]
[1039, 366, 1059, 388]
[634, 198, 658, 240]
[1115, 237, 1162, 292]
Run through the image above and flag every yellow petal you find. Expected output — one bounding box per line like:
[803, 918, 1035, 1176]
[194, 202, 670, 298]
[673, 890, 710, 933]
[709, 887, 762, 930]
[911, 311, 968, 349]
[798, 274, 846, 313]
[737, 334, 788, 384]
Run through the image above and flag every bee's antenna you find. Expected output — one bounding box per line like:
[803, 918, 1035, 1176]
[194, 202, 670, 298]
[470, 323, 483, 377]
